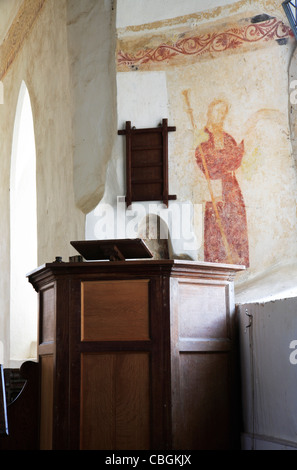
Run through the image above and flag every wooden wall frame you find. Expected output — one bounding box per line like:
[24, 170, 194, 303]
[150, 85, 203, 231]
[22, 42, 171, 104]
[118, 119, 177, 207]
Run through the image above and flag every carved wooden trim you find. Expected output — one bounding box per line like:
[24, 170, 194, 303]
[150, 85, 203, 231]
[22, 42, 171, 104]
[0, 0, 48, 80]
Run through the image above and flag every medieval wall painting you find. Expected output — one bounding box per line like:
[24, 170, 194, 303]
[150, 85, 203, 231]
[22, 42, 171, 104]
[187, 96, 250, 267]
[116, 9, 297, 279]
[182, 93, 287, 268]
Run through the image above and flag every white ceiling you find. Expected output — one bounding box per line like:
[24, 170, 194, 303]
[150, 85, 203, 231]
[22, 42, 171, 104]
[116, 0, 242, 28]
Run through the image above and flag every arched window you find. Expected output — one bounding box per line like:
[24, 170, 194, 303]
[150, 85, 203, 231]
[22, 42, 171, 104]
[10, 81, 38, 364]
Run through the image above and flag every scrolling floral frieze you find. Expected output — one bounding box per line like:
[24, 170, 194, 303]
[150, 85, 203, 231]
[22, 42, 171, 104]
[117, 17, 293, 71]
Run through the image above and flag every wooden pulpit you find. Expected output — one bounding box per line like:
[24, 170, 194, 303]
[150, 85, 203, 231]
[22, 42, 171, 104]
[27, 242, 243, 450]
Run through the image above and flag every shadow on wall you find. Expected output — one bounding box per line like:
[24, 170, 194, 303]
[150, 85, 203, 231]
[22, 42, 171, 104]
[138, 214, 170, 259]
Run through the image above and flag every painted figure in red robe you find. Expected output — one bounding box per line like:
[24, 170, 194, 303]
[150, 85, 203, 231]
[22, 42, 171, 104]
[195, 99, 249, 267]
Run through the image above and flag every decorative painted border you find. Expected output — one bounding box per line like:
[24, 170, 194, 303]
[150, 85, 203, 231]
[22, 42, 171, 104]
[0, 0, 47, 80]
[118, 17, 293, 70]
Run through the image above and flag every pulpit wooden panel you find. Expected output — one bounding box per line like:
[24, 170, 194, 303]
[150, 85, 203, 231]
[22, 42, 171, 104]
[40, 355, 54, 450]
[81, 280, 150, 341]
[178, 281, 229, 339]
[176, 353, 231, 450]
[28, 259, 243, 450]
[40, 285, 55, 343]
[80, 352, 150, 450]
[171, 275, 240, 449]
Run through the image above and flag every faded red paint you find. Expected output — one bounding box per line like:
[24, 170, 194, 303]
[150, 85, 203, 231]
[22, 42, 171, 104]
[195, 128, 249, 267]
[117, 18, 292, 71]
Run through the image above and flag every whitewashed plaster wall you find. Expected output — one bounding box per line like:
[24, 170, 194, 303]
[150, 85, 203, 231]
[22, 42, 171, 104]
[116, 0, 274, 28]
[0, 0, 86, 365]
[66, 0, 117, 213]
[87, 0, 297, 303]
[238, 300, 297, 449]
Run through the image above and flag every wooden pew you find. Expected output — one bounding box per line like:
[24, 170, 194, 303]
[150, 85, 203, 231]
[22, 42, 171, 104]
[0, 361, 39, 450]
[0, 364, 8, 437]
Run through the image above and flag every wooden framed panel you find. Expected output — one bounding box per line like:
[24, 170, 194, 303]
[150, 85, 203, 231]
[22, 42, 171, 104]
[81, 280, 150, 341]
[40, 355, 54, 450]
[174, 352, 232, 450]
[177, 280, 231, 341]
[80, 352, 150, 450]
[39, 284, 55, 344]
[170, 277, 239, 450]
